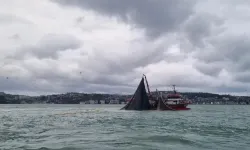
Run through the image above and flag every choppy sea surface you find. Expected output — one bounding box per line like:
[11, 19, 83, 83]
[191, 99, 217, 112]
[0, 104, 249, 150]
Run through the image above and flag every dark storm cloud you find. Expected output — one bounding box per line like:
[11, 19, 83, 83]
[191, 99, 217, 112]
[183, 13, 225, 48]
[52, 0, 228, 79]
[234, 72, 250, 83]
[194, 50, 224, 64]
[52, 0, 196, 38]
[194, 62, 223, 77]
[194, 34, 250, 77]
[52, 0, 225, 58]
[8, 34, 82, 60]
[236, 57, 250, 72]
[3, 0, 250, 96]
[214, 35, 250, 63]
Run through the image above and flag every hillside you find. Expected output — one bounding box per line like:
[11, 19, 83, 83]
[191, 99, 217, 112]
[0, 91, 249, 104]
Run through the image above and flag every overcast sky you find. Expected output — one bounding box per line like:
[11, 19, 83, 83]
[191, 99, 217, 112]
[1, 0, 250, 96]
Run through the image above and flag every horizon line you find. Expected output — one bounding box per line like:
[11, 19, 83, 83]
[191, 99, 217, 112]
[1, 91, 249, 97]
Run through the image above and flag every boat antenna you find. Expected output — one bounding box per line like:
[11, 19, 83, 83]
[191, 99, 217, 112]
[172, 85, 176, 94]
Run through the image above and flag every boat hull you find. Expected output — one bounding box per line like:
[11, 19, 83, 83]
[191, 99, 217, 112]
[165, 102, 190, 110]
[168, 105, 190, 110]
[150, 98, 191, 111]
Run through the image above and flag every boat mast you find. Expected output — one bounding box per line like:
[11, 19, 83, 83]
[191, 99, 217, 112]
[143, 74, 151, 96]
[172, 85, 177, 94]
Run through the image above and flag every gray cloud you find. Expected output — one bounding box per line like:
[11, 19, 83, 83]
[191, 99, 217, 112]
[213, 84, 248, 93]
[53, 0, 196, 38]
[93, 45, 166, 74]
[9, 34, 20, 40]
[214, 35, 250, 63]
[0, 76, 59, 94]
[1, 0, 250, 96]
[8, 34, 82, 60]
[53, 0, 224, 52]
[0, 14, 32, 25]
[52, 0, 228, 77]
[0, 73, 135, 95]
[193, 34, 250, 81]
[194, 62, 223, 77]
[183, 13, 225, 48]
[234, 72, 250, 83]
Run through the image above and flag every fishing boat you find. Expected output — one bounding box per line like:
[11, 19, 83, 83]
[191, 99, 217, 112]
[160, 85, 191, 110]
[121, 74, 191, 111]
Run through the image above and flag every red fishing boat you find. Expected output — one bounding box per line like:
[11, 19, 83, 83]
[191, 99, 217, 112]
[121, 74, 191, 111]
[161, 85, 191, 110]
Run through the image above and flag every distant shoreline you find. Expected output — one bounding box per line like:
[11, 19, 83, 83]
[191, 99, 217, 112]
[0, 91, 249, 105]
[0, 103, 249, 105]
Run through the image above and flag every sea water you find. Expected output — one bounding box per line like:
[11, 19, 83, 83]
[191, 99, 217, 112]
[0, 104, 249, 150]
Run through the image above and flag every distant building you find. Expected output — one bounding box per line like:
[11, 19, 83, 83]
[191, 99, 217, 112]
[20, 100, 27, 104]
[19, 95, 29, 99]
[89, 100, 95, 104]
[109, 99, 119, 104]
